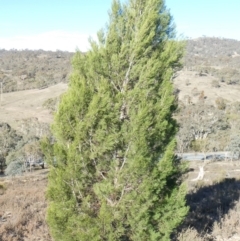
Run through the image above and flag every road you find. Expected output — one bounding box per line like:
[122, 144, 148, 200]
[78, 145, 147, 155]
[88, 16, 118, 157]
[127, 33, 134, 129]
[176, 152, 237, 161]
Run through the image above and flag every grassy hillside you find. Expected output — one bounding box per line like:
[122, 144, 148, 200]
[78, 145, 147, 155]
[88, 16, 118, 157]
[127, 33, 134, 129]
[1, 38, 240, 168]
[0, 82, 67, 128]
[0, 49, 73, 92]
[1, 38, 240, 165]
[1, 37, 240, 240]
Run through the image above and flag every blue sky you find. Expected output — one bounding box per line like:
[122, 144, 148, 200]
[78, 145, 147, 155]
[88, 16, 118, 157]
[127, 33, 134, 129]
[1, 0, 240, 52]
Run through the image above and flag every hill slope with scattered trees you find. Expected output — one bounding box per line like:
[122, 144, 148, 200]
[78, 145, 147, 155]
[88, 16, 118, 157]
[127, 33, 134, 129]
[1, 36, 240, 241]
[0, 49, 73, 92]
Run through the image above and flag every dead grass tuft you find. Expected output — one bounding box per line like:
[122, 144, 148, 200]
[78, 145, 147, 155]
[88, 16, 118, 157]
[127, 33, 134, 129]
[0, 170, 52, 241]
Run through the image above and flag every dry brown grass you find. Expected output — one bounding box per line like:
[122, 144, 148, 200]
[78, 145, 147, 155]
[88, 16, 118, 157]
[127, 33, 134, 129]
[0, 83, 67, 129]
[1, 161, 240, 241]
[0, 170, 52, 241]
[174, 70, 240, 106]
[211, 199, 240, 241]
[173, 161, 240, 241]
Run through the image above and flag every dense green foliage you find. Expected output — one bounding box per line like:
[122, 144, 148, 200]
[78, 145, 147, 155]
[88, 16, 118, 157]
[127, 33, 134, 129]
[0, 118, 49, 175]
[0, 122, 22, 173]
[44, 0, 188, 240]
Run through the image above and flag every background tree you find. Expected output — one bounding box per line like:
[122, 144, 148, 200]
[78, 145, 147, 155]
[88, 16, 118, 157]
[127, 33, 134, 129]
[23, 141, 43, 171]
[0, 122, 23, 165]
[176, 102, 229, 153]
[0, 153, 6, 174]
[225, 134, 240, 161]
[4, 156, 25, 176]
[44, 0, 188, 240]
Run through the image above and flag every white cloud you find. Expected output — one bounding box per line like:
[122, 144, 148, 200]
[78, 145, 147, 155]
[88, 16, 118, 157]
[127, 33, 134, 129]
[0, 31, 96, 52]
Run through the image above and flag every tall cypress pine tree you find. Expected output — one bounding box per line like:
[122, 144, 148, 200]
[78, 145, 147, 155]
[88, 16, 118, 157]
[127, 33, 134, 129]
[43, 0, 188, 240]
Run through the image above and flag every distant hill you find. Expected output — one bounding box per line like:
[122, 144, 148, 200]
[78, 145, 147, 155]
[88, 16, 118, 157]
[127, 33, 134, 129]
[1, 37, 240, 154]
[1, 37, 240, 95]
[184, 37, 240, 85]
[0, 49, 73, 92]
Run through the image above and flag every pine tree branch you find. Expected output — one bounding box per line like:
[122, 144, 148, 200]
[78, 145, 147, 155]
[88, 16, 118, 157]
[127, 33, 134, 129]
[103, 194, 116, 207]
[121, 60, 133, 93]
[116, 186, 126, 206]
[99, 171, 107, 180]
[119, 59, 134, 120]
[74, 179, 83, 199]
[110, 77, 121, 92]
[119, 143, 130, 171]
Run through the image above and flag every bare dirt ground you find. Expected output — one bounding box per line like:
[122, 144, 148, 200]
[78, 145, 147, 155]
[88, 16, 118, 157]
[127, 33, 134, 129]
[187, 160, 240, 188]
[1, 161, 240, 241]
[0, 83, 68, 128]
[174, 70, 240, 105]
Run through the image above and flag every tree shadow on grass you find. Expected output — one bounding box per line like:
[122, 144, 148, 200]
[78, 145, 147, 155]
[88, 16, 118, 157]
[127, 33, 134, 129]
[172, 178, 240, 239]
[0, 173, 6, 178]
